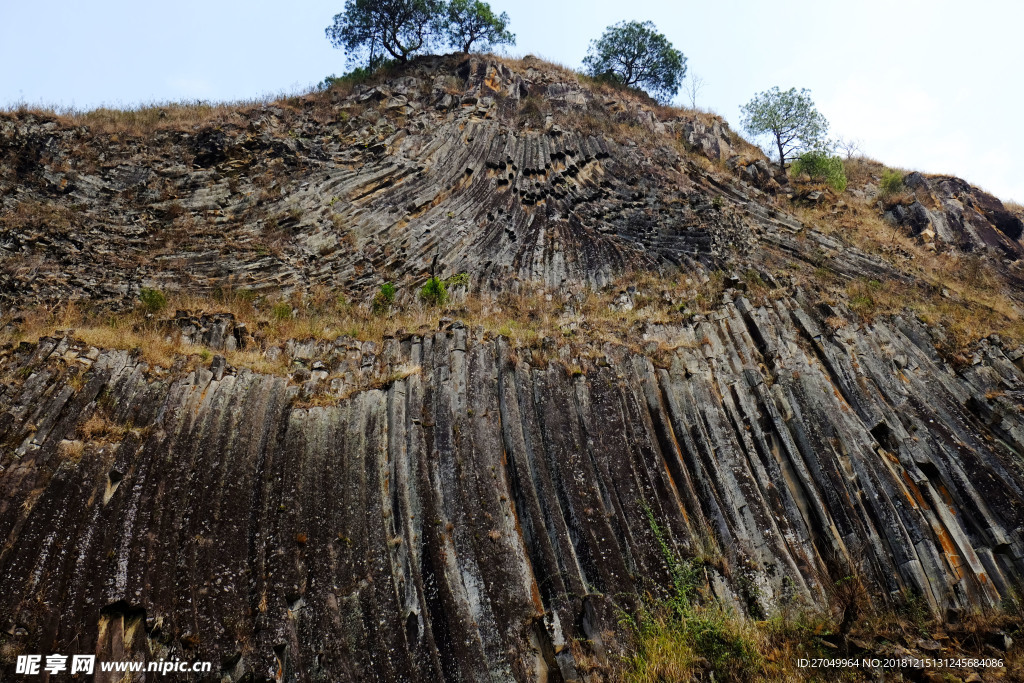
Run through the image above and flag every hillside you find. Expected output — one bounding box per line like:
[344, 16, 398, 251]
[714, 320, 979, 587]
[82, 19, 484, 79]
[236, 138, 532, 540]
[2, 55, 1023, 681]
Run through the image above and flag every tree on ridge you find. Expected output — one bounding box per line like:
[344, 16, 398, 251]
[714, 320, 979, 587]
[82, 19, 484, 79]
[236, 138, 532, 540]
[583, 20, 688, 104]
[740, 87, 830, 174]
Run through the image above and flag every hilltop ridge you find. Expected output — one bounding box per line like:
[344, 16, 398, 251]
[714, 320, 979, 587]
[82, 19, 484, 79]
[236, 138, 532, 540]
[4, 55, 1023, 345]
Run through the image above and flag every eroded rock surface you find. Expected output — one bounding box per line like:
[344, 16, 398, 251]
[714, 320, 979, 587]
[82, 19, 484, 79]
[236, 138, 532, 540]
[0, 55, 864, 313]
[2, 293, 1023, 681]
[886, 172, 1024, 258]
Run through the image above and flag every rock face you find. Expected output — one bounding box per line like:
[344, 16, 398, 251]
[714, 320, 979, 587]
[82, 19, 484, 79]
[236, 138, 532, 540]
[3, 293, 1024, 681]
[0, 55, 807, 312]
[3, 55, 1024, 681]
[886, 172, 1024, 257]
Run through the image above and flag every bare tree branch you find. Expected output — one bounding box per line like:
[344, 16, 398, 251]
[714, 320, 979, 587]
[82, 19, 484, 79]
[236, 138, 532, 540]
[683, 72, 705, 109]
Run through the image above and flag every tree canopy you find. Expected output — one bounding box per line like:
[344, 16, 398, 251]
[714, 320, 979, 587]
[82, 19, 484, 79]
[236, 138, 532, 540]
[326, 0, 513, 68]
[443, 0, 514, 53]
[740, 87, 830, 174]
[582, 21, 687, 103]
[325, 0, 442, 67]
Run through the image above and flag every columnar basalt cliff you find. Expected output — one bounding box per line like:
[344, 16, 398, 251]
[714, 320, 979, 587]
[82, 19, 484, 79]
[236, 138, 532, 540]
[0, 55, 884, 309]
[2, 55, 1024, 681]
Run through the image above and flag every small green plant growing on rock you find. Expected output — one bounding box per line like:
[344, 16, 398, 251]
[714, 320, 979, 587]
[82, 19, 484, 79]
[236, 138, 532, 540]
[272, 301, 293, 320]
[372, 282, 397, 315]
[420, 276, 448, 306]
[620, 504, 763, 681]
[791, 151, 847, 192]
[444, 272, 470, 289]
[138, 287, 167, 314]
[879, 168, 904, 198]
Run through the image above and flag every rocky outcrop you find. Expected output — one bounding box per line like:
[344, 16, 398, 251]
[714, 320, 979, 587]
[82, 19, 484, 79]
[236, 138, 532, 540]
[2, 56, 823, 313]
[170, 310, 252, 351]
[2, 291, 1023, 681]
[886, 172, 1024, 258]
[727, 155, 782, 193]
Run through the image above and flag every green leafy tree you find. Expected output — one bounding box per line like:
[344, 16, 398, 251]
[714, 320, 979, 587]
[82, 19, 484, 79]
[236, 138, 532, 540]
[583, 21, 687, 103]
[442, 0, 514, 53]
[326, 0, 442, 68]
[740, 87, 830, 174]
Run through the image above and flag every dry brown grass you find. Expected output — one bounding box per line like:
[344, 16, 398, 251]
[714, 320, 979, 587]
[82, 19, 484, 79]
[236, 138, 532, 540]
[69, 103, 240, 136]
[0, 200, 78, 233]
[78, 413, 129, 442]
[793, 193, 1024, 350]
[0, 271, 726, 377]
[57, 439, 85, 461]
[551, 106, 642, 144]
[842, 156, 886, 188]
[655, 102, 720, 126]
[296, 361, 426, 408]
[490, 54, 582, 80]
[2, 83, 344, 137]
[2, 101, 248, 137]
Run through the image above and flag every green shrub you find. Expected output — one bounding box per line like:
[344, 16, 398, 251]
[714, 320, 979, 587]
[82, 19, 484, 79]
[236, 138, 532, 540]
[879, 168, 904, 197]
[420, 276, 448, 306]
[272, 301, 293, 320]
[138, 287, 167, 314]
[320, 60, 398, 91]
[372, 282, 396, 315]
[895, 588, 930, 632]
[444, 272, 470, 289]
[623, 504, 763, 681]
[791, 151, 847, 192]
[682, 611, 761, 677]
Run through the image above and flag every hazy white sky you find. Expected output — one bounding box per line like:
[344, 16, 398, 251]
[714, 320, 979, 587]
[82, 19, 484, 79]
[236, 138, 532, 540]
[2, 0, 1021, 201]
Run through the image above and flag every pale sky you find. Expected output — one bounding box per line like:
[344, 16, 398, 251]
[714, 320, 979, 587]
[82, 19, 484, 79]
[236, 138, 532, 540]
[2, 0, 1021, 202]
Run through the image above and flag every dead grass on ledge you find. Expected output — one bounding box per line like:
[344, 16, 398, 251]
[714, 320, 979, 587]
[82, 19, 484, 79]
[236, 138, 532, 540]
[3, 100, 254, 137]
[789, 196, 1024, 350]
[4, 240, 1020, 379]
[2, 86, 340, 137]
[0, 273, 728, 377]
